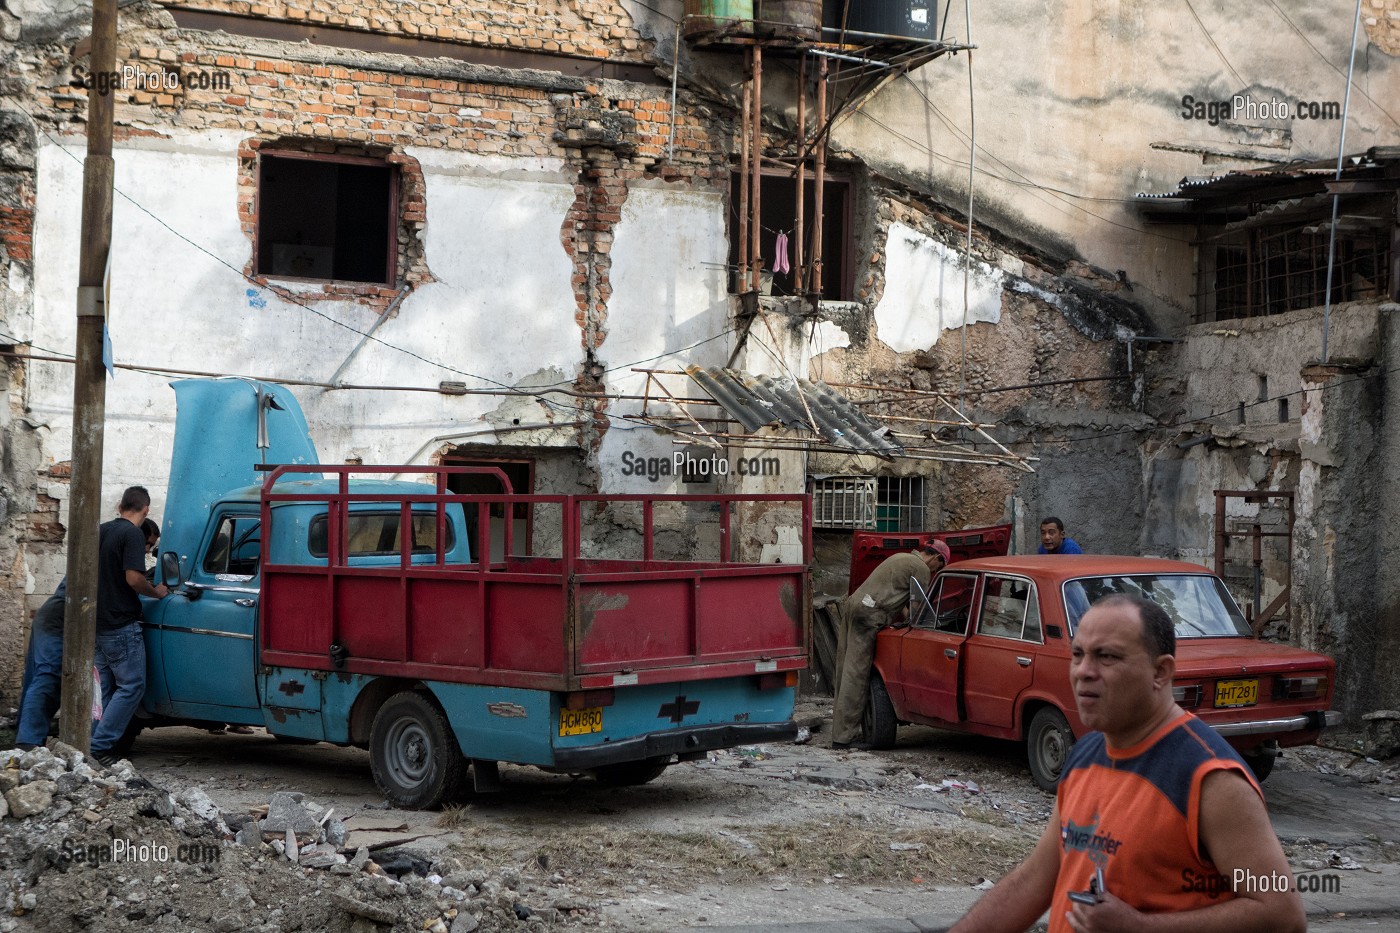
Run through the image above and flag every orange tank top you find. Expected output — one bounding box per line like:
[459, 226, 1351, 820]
[1050, 712, 1261, 932]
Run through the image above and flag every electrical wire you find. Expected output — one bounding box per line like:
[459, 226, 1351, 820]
[1180, 0, 1247, 89]
[1264, 0, 1399, 130]
[5, 100, 737, 396]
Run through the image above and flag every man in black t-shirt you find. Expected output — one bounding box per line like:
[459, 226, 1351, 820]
[91, 486, 169, 765]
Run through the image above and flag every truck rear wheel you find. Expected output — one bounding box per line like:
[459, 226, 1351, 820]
[863, 675, 898, 749]
[1027, 707, 1074, 792]
[370, 691, 465, 809]
[593, 756, 671, 787]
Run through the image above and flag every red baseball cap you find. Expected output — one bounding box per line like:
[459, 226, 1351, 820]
[921, 539, 952, 563]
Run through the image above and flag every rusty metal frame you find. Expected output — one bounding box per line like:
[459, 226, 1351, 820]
[1213, 490, 1295, 636]
[632, 367, 1037, 472]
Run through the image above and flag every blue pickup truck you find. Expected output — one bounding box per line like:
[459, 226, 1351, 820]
[125, 379, 809, 807]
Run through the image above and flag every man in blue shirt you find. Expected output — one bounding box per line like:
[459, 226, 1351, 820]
[1038, 516, 1083, 555]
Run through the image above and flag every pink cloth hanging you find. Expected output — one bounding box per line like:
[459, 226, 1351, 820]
[773, 232, 790, 274]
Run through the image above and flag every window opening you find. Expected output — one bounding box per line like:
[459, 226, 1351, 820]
[809, 475, 925, 531]
[256, 153, 397, 284]
[728, 170, 852, 300]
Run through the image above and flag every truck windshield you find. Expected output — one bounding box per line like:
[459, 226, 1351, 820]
[1063, 574, 1251, 639]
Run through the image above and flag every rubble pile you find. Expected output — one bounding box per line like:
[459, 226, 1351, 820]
[1, 745, 596, 932]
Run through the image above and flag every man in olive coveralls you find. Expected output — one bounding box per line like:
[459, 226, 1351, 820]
[830, 540, 950, 749]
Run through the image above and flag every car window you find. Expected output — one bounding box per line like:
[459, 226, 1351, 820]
[203, 515, 261, 579]
[1062, 574, 1250, 638]
[307, 511, 455, 559]
[977, 575, 1040, 642]
[912, 573, 978, 635]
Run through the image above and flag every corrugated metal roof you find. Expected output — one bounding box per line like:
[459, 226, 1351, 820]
[1135, 149, 1395, 202]
[685, 366, 904, 458]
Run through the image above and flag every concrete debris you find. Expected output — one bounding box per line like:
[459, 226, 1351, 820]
[0, 743, 596, 932]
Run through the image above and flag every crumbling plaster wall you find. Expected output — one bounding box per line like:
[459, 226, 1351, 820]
[1140, 301, 1400, 719]
[804, 189, 1154, 562]
[840, 2, 1400, 328]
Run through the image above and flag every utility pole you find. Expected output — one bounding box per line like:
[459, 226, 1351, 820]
[60, 0, 116, 753]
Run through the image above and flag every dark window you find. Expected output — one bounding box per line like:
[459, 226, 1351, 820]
[729, 171, 852, 300]
[256, 154, 397, 284]
[307, 511, 454, 558]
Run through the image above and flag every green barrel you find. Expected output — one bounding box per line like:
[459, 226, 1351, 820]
[684, 0, 755, 38]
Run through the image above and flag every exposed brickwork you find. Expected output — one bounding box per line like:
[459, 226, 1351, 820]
[164, 0, 646, 59]
[0, 207, 33, 263]
[34, 37, 728, 311]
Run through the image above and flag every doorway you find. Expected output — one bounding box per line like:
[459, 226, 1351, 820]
[443, 457, 533, 561]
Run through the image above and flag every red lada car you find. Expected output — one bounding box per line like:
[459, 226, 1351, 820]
[865, 555, 1341, 791]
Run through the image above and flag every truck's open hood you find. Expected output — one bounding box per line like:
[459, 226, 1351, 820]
[162, 379, 319, 564]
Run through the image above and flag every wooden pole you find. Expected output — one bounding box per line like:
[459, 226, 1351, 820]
[61, 0, 116, 753]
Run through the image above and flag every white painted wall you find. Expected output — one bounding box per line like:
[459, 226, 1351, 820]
[25, 132, 749, 524]
[873, 222, 1003, 353]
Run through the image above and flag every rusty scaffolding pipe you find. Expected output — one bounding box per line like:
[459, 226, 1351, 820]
[810, 56, 828, 306]
[749, 44, 764, 293]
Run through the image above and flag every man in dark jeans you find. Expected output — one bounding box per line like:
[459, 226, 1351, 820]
[91, 487, 168, 765]
[13, 519, 160, 752]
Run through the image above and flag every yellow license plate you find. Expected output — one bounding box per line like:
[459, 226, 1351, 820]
[559, 707, 603, 737]
[1215, 679, 1258, 708]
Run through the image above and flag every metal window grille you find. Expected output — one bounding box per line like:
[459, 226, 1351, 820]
[809, 476, 926, 531]
[1199, 201, 1394, 324]
[809, 476, 876, 529]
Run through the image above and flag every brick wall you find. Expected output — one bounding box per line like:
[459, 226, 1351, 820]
[36, 37, 728, 310]
[164, 0, 647, 59]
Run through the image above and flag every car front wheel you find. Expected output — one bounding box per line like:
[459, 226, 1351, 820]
[369, 691, 465, 809]
[863, 675, 898, 749]
[1027, 707, 1074, 792]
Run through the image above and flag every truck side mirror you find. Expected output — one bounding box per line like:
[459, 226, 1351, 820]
[160, 551, 183, 587]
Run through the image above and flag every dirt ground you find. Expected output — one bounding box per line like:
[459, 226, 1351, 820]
[5, 697, 1398, 932]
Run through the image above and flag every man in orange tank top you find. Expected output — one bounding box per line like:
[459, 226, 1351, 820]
[949, 594, 1305, 933]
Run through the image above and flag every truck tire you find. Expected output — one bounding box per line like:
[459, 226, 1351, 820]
[593, 755, 671, 787]
[1241, 741, 1278, 782]
[1027, 707, 1074, 792]
[370, 691, 466, 809]
[863, 675, 898, 749]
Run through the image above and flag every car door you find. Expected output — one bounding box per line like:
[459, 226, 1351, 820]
[157, 511, 261, 711]
[962, 574, 1041, 730]
[897, 572, 980, 724]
